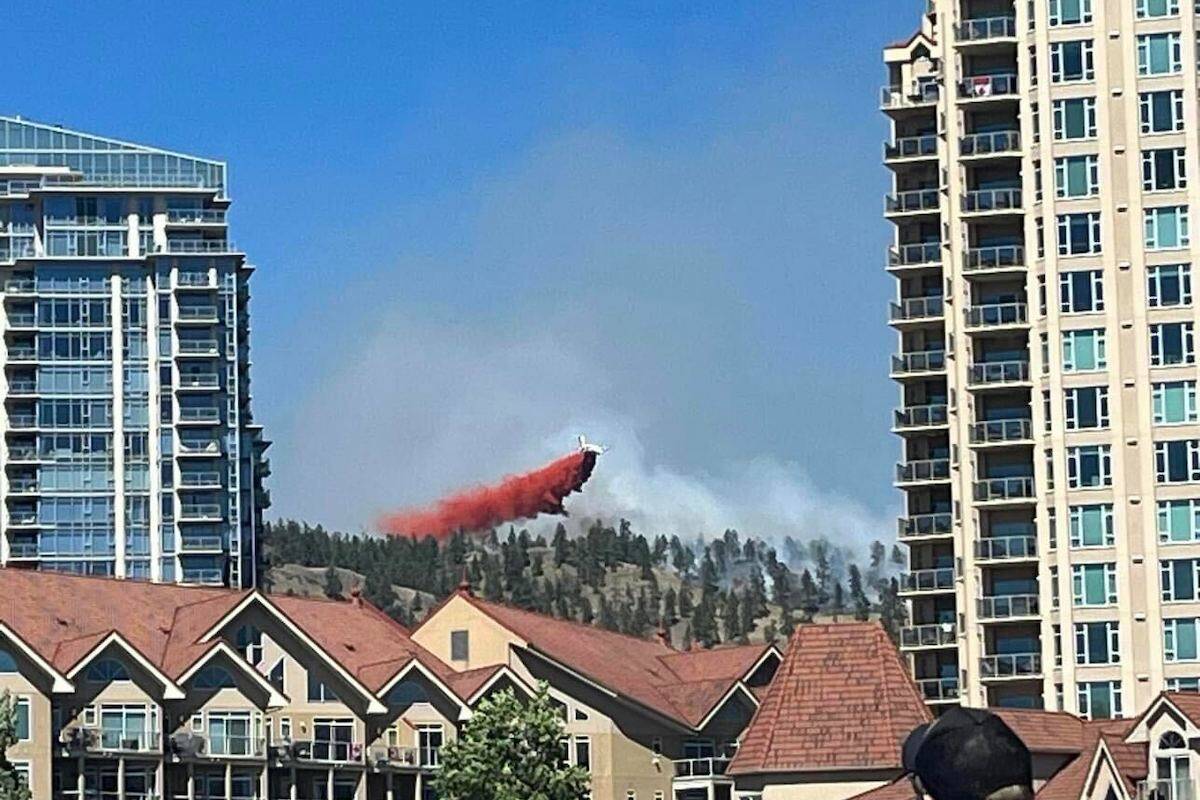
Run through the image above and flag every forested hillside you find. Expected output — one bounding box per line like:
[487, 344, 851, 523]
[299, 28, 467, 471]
[259, 519, 909, 647]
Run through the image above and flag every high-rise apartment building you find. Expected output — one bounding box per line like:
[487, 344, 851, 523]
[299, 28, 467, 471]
[0, 116, 269, 588]
[886, 0, 1200, 716]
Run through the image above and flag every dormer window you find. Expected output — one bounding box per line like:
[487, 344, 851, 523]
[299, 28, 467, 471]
[234, 625, 263, 667]
[192, 665, 236, 690]
[1155, 730, 1190, 792]
[85, 658, 130, 683]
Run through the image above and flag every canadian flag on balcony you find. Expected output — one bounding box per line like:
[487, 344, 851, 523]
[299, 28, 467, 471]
[970, 76, 993, 97]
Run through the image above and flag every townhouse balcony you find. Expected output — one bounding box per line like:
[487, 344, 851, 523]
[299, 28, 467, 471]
[957, 74, 1019, 101]
[962, 188, 1022, 215]
[168, 730, 265, 760]
[895, 458, 952, 485]
[893, 404, 949, 431]
[968, 419, 1033, 446]
[976, 594, 1040, 621]
[964, 302, 1028, 330]
[898, 512, 953, 539]
[915, 677, 960, 703]
[960, 130, 1021, 159]
[980, 653, 1042, 680]
[176, 305, 219, 323]
[881, 82, 940, 111]
[276, 739, 366, 765]
[884, 134, 938, 161]
[887, 242, 942, 270]
[973, 535, 1037, 562]
[891, 350, 947, 377]
[889, 296, 945, 325]
[674, 757, 732, 780]
[973, 476, 1035, 503]
[963, 245, 1024, 274]
[177, 339, 220, 356]
[899, 567, 956, 595]
[366, 745, 440, 771]
[165, 209, 228, 225]
[956, 17, 1017, 43]
[179, 407, 222, 425]
[967, 360, 1030, 387]
[177, 373, 221, 390]
[885, 188, 941, 217]
[61, 724, 161, 756]
[900, 623, 957, 650]
[1137, 780, 1198, 800]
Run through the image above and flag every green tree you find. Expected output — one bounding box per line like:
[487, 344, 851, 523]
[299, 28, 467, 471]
[322, 566, 343, 600]
[433, 684, 589, 800]
[0, 692, 29, 800]
[722, 591, 742, 644]
[848, 564, 871, 621]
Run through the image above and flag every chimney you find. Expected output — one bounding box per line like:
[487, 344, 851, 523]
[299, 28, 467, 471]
[656, 624, 672, 649]
[457, 565, 473, 596]
[349, 587, 363, 609]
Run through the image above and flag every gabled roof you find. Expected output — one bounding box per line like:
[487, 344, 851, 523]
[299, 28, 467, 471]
[431, 592, 772, 729]
[994, 707, 1088, 755]
[728, 622, 930, 776]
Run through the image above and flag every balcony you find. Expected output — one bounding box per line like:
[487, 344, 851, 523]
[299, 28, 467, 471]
[884, 135, 938, 161]
[179, 471, 223, 488]
[674, 757, 732, 780]
[962, 188, 1022, 215]
[176, 306, 219, 323]
[7, 380, 35, 395]
[4, 278, 34, 294]
[7, 509, 39, 527]
[177, 339, 220, 356]
[7, 541, 38, 559]
[165, 209, 227, 225]
[6, 312, 34, 328]
[161, 240, 236, 255]
[968, 361, 1030, 387]
[888, 242, 942, 269]
[281, 739, 366, 765]
[898, 512, 953, 539]
[915, 677, 960, 703]
[980, 653, 1042, 679]
[976, 594, 1040, 620]
[8, 477, 38, 495]
[179, 535, 226, 553]
[963, 245, 1024, 273]
[177, 272, 215, 289]
[894, 404, 949, 431]
[1137, 781, 1198, 800]
[900, 623, 957, 649]
[8, 414, 36, 430]
[179, 503, 223, 522]
[62, 724, 161, 756]
[178, 440, 223, 457]
[890, 296, 945, 324]
[366, 745, 429, 770]
[891, 350, 947, 377]
[900, 567, 955, 594]
[179, 407, 222, 424]
[964, 303, 1028, 330]
[885, 188, 941, 216]
[895, 458, 951, 485]
[177, 373, 220, 390]
[881, 82, 940, 111]
[974, 535, 1037, 562]
[6, 447, 39, 463]
[956, 16, 1017, 43]
[960, 130, 1021, 158]
[6, 346, 35, 362]
[0, 241, 35, 263]
[179, 568, 224, 586]
[958, 74, 1019, 101]
[169, 730, 265, 760]
[968, 419, 1033, 445]
[973, 476, 1035, 503]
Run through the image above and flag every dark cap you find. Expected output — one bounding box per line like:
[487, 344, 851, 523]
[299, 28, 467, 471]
[902, 707, 1032, 800]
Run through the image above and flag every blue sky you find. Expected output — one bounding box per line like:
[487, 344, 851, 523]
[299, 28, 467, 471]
[4, 1, 925, 542]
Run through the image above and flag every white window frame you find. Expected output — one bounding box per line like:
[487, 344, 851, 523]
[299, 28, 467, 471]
[1153, 381, 1199, 424]
[1073, 621, 1120, 664]
[1055, 155, 1100, 198]
[1148, 264, 1193, 307]
[1077, 681, 1123, 719]
[1161, 558, 1200, 601]
[1145, 206, 1191, 250]
[1053, 97, 1098, 140]
[1165, 617, 1200, 661]
[1151, 322, 1196, 366]
[1136, 0, 1180, 17]
[1159, 499, 1200, 543]
[1140, 90, 1186, 134]
[1069, 504, 1115, 547]
[1137, 32, 1183, 75]
[1049, 0, 1094, 25]
[1064, 386, 1110, 429]
[1051, 39, 1096, 82]
[1072, 563, 1119, 606]
[1143, 148, 1188, 192]
[1067, 444, 1113, 488]
[1155, 439, 1200, 483]
[1062, 329, 1107, 371]
[1057, 213, 1103, 255]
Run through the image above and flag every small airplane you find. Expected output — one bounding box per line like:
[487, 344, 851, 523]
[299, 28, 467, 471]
[578, 434, 609, 455]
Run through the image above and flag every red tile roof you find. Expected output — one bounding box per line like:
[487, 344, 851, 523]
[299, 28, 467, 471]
[1033, 719, 1138, 800]
[847, 777, 917, 800]
[994, 708, 1088, 754]
[452, 593, 773, 728]
[727, 622, 930, 775]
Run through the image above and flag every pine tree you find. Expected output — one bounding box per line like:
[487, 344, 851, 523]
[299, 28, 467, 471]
[848, 564, 871, 621]
[692, 593, 719, 648]
[322, 566, 343, 600]
[0, 692, 30, 800]
[877, 577, 907, 643]
[831, 581, 846, 620]
[739, 588, 756, 643]
[631, 591, 652, 638]
[722, 591, 742, 644]
[552, 523, 569, 568]
[597, 596, 617, 631]
[797, 569, 819, 622]
[662, 587, 678, 625]
[579, 595, 594, 625]
[678, 586, 694, 618]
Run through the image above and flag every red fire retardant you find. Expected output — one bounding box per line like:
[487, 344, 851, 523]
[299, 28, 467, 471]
[378, 450, 598, 540]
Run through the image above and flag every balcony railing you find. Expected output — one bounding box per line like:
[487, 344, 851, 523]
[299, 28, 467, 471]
[178, 440, 222, 456]
[176, 305, 219, 322]
[958, 73, 1019, 99]
[177, 340, 219, 355]
[915, 677, 960, 702]
[8, 477, 38, 493]
[178, 373, 220, 389]
[179, 471, 223, 488]
[890, 296, 945, 321]
[7, 380, 35, 394]
[162, 240, 235, 254]
[7, 541, 38, 558]
[974, 535, 1037, 561]
[962, 188, 1022, 213]
[179, 503, 223, 520]
[889, 242, 942, 267]
[1138, 780, 1198, 800]
[968, 360, 1030, 386]
[6, 312, 34, 327]
[63, 724, 161, 754]
[900, 567, 955, 593]
[896, 458, 951, 483]
[964, 302, 1028, 328]
[968, 419, 1033, 444]
[179, 535, 226, 552]
[180, 568, 224, 586]
[898, 512, 953, 538]
[179, 407, 221, 423]
[674, 757, 732, 779]
[900, 623, 957, 649]
[973, 476, 1035, 502]
[881, 82, 941, 109]
[977, 594, 1040, 620]
[980, 653, 1042, 678]
[956, 16, 1017, 41]
[960, 130, 1020, 157]
[885, 135, 938, 160]
[964, 245, 1024, 272]
[886, 189, 941, 214]
[177, 272, 215, 288]
[166, 209, 227, 224]
[8, 414, 36, 430]
[892, 350, 947, 375]
[7, 347, 35, 361]
[894, 404, 949, 430]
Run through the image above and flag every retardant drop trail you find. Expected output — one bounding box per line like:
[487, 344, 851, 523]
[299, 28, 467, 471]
[378, 449, 599, 541]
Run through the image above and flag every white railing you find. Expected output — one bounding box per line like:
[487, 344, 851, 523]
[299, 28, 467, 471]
[898, 513, 953, 538]
[886, 188, 940, 214]
[977, 594, 1040, 619]
[958, 73, 1019, 99]
[674, 757, 732, 778]
[881, 82, 941, 108]
[885, 135, 938, 160]
[892, 351, 947, 374]
[957, 16, 1017, 41]
[960, 130, 1020, 156]
[973, 476, 1035, 502]
[980, 653, 1042, 678]
[889, 242, 942, 266]
[894, 404, 949, 429]
[968, 360, 1030, 386]
[896, 459, 951, 483]
[964, 302, 1028, 328]
[963, 245, 1024, 271]
[1138, 780, 1198, 800]
[968, 419, 1032, 444]
[975, 535, 1037, 561]
[963, 188, 1022, 213]
[901, 568, 955, 592]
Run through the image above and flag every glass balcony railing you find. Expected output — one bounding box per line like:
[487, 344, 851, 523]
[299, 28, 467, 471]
[968, 360, 1030, 386]
[178, 373, 221, 389]
[178, 440, 222, 456]
[900, 623, 957, 649]
[973, 476, 1035, 502]
[900, 567, 955, 593]
[974, 535, 1037, 561]
[890, 296, 944, 321]
[896, 458, 951, 483]
[980, 653, 1042, 678]
[7, 346, 35, 361]
[962, 188, 1022, 213]
[968, 419, 1033, 444]
[176, 306, 219, 322]
[881, 82, 941, 109]
[960, 130, 1020, 157]
[958, 73, 1019, 99]
[889, 242, 942, 267]
[956, 16, 1017, 41]
[179, 535, 225, 552]
[179, 503, 223, 520]
[179, 407, 222, 423]
[179, 471, 223, 488]
[898, 512, 953, 538]
[8, 477, 38, 493]
[162, 240, 235, 254]
[977, 594, 1040, 620]
[180, 568, 224, 586]
[886, 189, 941, 214]
[166, 209, 227, 224]
[964, 245, 1024, 272]
[894, 404, 949, 429]
[892, 351, 947, 375]
[885, 134, 938, 160]
[8, 414, 36, 429]
[6, 312, 34, 327]
[965, 302, 1028, 328]
[915, 677, 960, 702]
[674, 757, 732, 779]
[177, 340, 219, 355]
[7, 541, 38, 559]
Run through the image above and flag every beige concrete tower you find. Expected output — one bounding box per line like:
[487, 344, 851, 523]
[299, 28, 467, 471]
[887, 0, 1200, 717]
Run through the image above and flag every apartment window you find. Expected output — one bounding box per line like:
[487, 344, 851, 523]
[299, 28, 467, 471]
[1061, 270, 1104, 312]
[13, 697, 28, 741]
[1143, 149, 1187, 191]
[1155, 439, 1200, 483]
[1065, 386, 1109, 429]
[1069, 504, 1115, 547]
[1035, 161, 1044, 202]
[1058, 213, 1102, 255]
[1137, 0, 1180, 17]
[1074, 621, 1120, 664]
[1055, 155, 1099, 198]
[450, 630, 469, 662]
[1160, 499, 1200, 542]
[1137, 33, 1183, 75]
[1037, 217, 1046, 257]
[1032, 102, 1041, 144]
[279, 717, 292, 742]
[418, 724, 444, 767]
[1046, 447, 1056, 491]
[1048, 507, 1058, 550]
[1050, 0, 1093, 24]
[1154, 381, 1199, 424]
[1078, 682, 1122, 719]
[1072, 563, 1118, 605]
[312, 718, 354, 762]
[1051, 40, 1095, 81]
[1062, 329, 1107, 371]
[1146, 206, 1190, 249]
[1148, 264, 1192, 307]
[574, 736, 592, 772]
[1052, 565, 1061, 609]
[1067, 445, 1112, 488]
[1141, 90, 1186, 134]
[1168, 677, 1200, 692]
[1165, 618, 1200, 661]
[1043, 390, 1053, 433]
[1053, 98, 1098, 140]
[1150, 322, 1195, 366]
[1162, 559, 1200, 601]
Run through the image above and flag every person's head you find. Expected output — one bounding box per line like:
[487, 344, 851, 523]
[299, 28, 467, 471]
[903, 707, 1033, 800]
